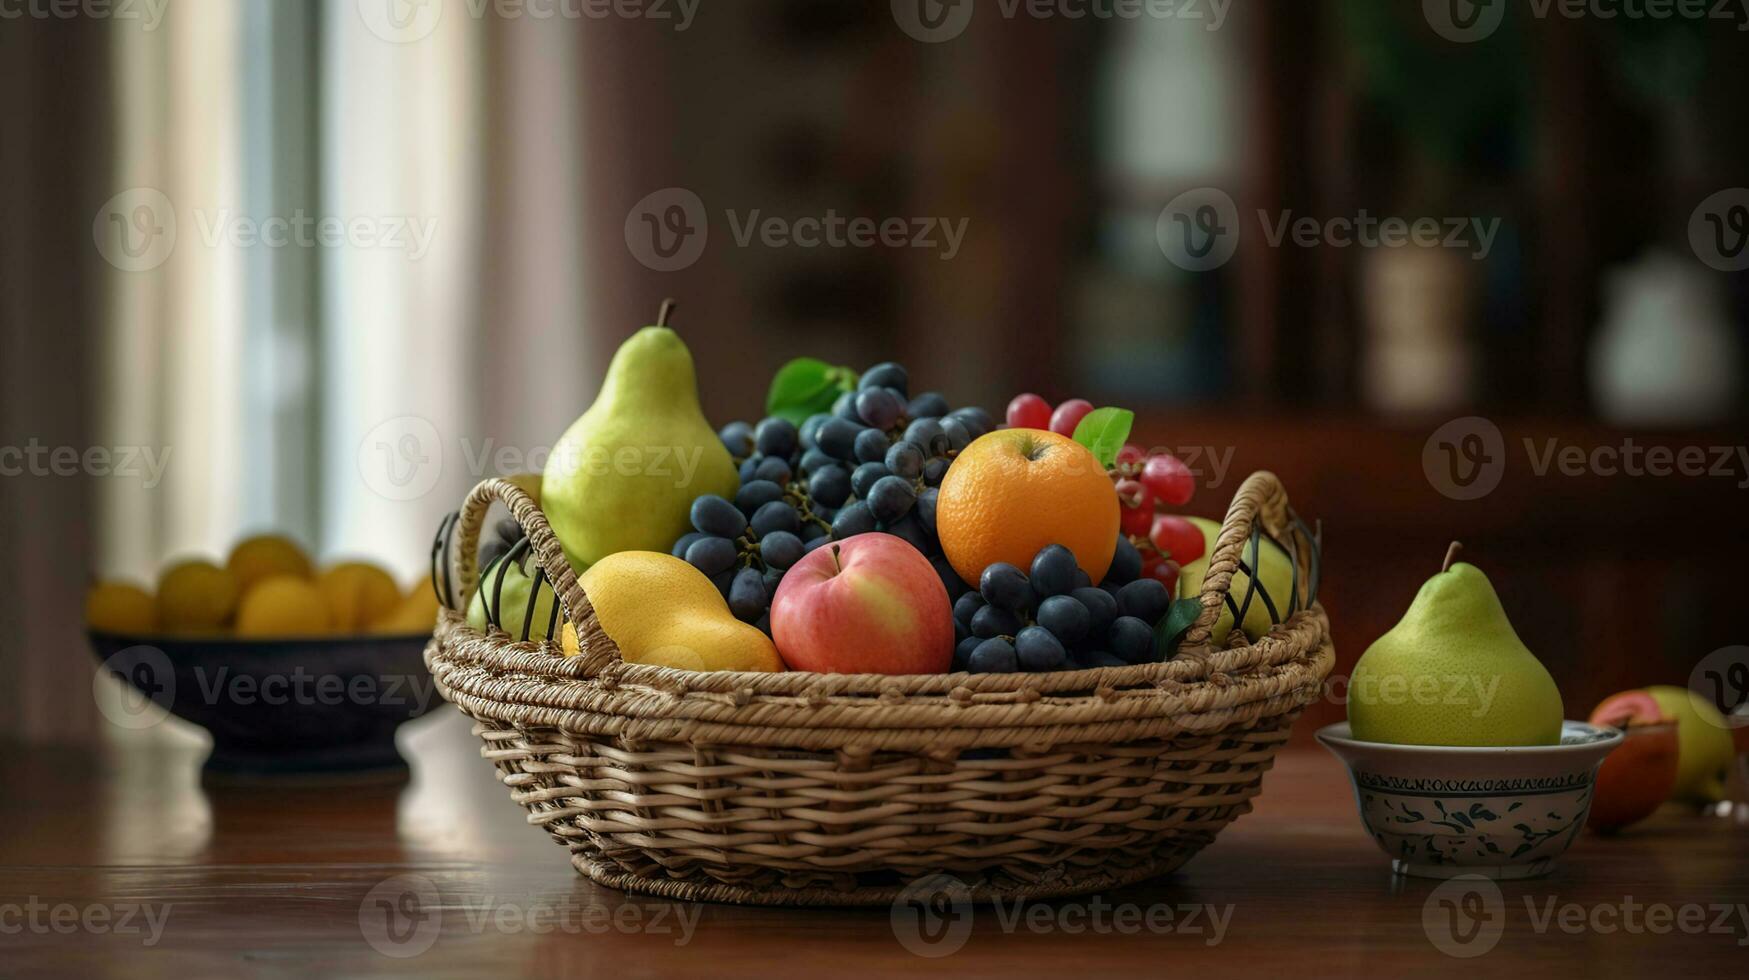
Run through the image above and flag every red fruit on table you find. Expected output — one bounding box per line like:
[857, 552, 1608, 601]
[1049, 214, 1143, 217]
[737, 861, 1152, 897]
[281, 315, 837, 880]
[1149, 514, 1205, 564]
[1049, 399, 1094, 437]
[1115, 478, 1154, 537]
[1005, 393, 1052, 430]
[769, 533, 954, 675]
[1140, 453, 1195, 506]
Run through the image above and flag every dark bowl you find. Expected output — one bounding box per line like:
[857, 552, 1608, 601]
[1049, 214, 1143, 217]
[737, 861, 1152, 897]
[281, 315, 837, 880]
[88, 630, 440, 778]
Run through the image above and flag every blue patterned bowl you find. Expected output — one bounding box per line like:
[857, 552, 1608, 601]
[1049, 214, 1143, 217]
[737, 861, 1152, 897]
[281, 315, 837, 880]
[1316, 721, 1622, 880]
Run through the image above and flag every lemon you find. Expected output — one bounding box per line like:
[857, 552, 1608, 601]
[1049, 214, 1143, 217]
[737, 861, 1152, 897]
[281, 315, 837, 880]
[84, 581, 159, 634]
[370, 585, 440, 635]
[236, 576, 333, 638]
[318, 562, 402, 633]
[226, 534, 313, 593]
[156, 559, 240, 634]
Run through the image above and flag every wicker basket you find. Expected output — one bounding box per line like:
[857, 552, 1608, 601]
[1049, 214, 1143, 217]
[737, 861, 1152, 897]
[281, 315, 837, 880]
[425, 470, 1334, 906]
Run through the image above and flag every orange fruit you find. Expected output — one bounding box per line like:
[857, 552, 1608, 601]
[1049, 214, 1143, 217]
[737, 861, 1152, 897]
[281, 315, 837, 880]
[937, 428, 1120, 585]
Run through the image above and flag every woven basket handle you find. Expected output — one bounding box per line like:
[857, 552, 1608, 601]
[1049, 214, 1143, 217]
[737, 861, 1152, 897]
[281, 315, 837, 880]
[1179, 470, 1297, 660]
[451, 476, 616, 674]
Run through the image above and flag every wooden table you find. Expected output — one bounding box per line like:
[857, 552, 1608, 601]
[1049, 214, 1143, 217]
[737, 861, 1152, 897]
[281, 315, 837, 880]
[3, 712, 1744, 978]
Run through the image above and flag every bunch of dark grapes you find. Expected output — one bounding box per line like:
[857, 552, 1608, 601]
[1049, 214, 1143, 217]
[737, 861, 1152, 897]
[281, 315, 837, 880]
[952, 536, 1174, 673]
[802, 362, 992, 595]
[477, 516, 527, 572]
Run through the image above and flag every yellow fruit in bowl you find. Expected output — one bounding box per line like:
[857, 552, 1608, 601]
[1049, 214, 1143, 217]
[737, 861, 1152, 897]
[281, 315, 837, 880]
[85, 581, 159, 634]
[236, 576, 333, 638]
[581, 552, 783, 672]
[226, 534, 313, 592]
[370, 586, 441, 635]
[157, 559, 240, 634]
[318, 562, 402, 633]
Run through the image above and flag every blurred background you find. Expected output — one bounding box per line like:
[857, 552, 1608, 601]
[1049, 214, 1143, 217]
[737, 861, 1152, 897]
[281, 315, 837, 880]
[3, 0, 1747, 742]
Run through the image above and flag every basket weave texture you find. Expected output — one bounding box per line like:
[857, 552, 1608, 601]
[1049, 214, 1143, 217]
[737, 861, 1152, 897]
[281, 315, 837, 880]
[425, 470, 1334, 906]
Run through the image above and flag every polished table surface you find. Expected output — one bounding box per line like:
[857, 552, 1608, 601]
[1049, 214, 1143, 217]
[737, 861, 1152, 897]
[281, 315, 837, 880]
[2, 713, 1744, 978]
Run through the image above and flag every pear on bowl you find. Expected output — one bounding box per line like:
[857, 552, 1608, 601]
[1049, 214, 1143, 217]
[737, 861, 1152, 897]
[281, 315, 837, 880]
[1318, 720, 1621, 879]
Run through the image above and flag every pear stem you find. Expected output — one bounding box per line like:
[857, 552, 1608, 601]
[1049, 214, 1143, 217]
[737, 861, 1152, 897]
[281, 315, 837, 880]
[1442, 541, 1463, 573]
[657, 298, 677, 328]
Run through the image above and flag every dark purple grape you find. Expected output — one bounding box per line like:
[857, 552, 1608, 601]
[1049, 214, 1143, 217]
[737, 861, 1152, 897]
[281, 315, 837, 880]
[691, 495, 747, 538]
[759, 530, 805, 570]
[831, 500, 877, 538]
[1073, 567, 1093, 590]
[809, 464, 852, 508]
[711, 568, 736, 599]
[854, 427, 891, 464]
[884, 514, 931, 554]
[859, 362, 908, 396]
[922, 458, 950, 486]
[805, 535, 835, 553]
[735, 480, 785, 516]
[948, 407, 993, 437]
[1109, 616, 1157, 664]
[478, 538, 509, 571]
[885, 441, 925, 481]
[719, 421, 755, 458]
[672, 531, 704, 559]
[978, 563, 1031, 611]
[953, 635, 981, 672]
[1073, 586, 1119, 638]
[753, 455, 792, 485]
[799, 413, 830, 452]
[969, 637, 1018, 673]
[1104, 535, 1142, 585]
[686, 536, 737, 577]
[1029, 544, 1078, 599]
[762, 567, 785, 596]
[1037, 594, 1090, 644]
[799, 448, 835, 477]
[1118, 578, 1172, 626]
[750, 500, 801, 538]
[868, 476, 916, 523]
[915, 487, 939, 534]
[856, 387, 905, 431]
[851, 461, 890, 499]
[832, 390, 861, 422]
[729, 567, 768, 622]
[799, 521, 828, 542]
[904, 418, 948, 456]
[971, 604, 1021, 640]
[939, 417, 972, 452]
[953, 591, 987, 629]
[907, 392, 950, 419]
[816, 417, 864, 460]
[1015, 626, 1067, 672]
[738, 457, 759, 483]
[755, 418, 798, 459]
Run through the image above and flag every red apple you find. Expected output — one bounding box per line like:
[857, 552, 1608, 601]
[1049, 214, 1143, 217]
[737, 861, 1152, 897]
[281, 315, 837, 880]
[1586, 691, 1681, 833]
[770, 533, 953, 674]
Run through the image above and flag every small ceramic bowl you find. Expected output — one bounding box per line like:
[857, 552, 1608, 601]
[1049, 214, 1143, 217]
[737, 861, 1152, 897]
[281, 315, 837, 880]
[1316, 721, 1622, 880]
[88, 631, 440, 778]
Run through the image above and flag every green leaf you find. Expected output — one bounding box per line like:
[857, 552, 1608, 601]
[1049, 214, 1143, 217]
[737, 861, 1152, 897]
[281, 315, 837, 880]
[1071, 407, 1134, 468]
[1156, 597, 1204, 658]
[766, 358, 856, 425]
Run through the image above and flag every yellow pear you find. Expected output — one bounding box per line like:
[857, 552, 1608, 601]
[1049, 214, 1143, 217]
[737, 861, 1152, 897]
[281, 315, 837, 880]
[581, 552, 783, 672]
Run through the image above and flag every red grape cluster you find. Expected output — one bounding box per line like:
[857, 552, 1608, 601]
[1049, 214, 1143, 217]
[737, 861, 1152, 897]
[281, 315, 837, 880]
[1005, 393, 1206, 596]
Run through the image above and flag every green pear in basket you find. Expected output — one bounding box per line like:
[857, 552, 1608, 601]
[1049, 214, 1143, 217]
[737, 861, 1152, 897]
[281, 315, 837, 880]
[1173, 516, 1299, 644]
[467, 544, 562, 643]
[542, 301, 739, 573]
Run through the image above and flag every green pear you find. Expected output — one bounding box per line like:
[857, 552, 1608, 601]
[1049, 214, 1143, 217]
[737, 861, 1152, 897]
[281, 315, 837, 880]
[1174, 516, 1299, 644]
[467, 552, 561, 643]
[1349, 548, 1563, 746]
[542, 308, 738, 571]
[1647, 685, 1735, 805]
